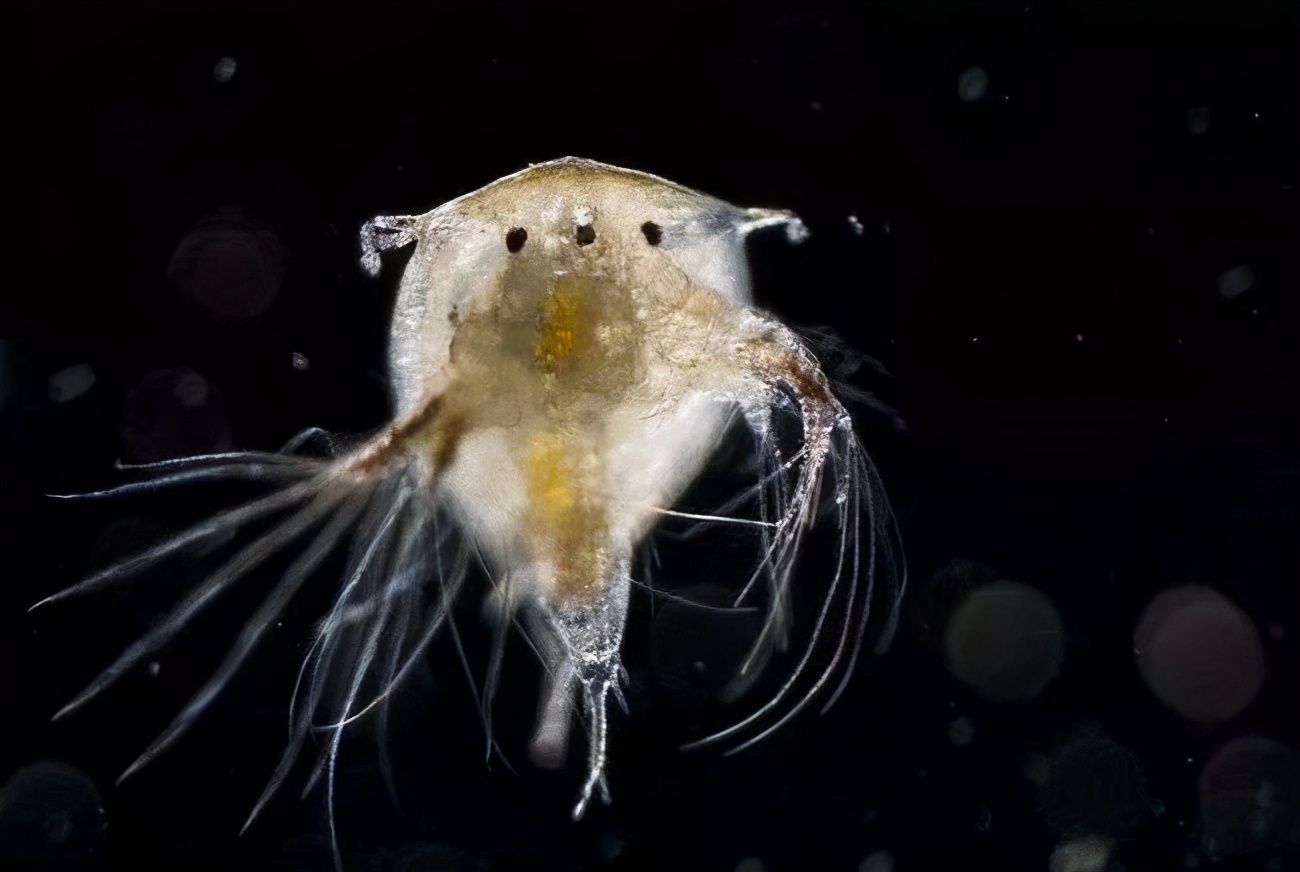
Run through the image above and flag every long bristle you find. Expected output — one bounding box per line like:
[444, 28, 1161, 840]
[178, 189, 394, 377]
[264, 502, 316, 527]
[55, 485, 346, 721]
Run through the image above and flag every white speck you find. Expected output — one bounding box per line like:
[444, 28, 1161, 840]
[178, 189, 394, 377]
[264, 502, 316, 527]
[1253, 112, 1260, 119]
[291, 351, 310, 371]
[882, 219, 892, 234]
[1187, 107, 1210, 135]
[971, 336, 979, 343]
[148, 661, 161, 677]
[573, 206, 594, 227]
[213, 57, 237, 84]
[1176, 337, 1184, 345]
[847, 213, 865, 236]
[1002, 93, 1010, 102]
[1216, 264, 1255, 299]
[958, 66, 989, 103]
[1075, 333, 1084, 343]
[48, 364, 95, 402]
[1163, 416, 1170, 424]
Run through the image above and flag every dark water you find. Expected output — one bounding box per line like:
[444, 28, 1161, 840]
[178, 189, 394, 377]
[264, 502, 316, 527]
[2, 3, 1296, 870]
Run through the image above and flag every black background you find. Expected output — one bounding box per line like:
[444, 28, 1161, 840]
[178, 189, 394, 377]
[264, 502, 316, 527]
[1, 2, 1296, 871]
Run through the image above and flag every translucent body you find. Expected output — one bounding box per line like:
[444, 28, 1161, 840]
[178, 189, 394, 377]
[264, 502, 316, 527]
[40, 158, 904, 860]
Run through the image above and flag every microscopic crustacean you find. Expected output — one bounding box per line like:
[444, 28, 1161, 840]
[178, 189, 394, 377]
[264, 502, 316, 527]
[37, 157, 904, 858]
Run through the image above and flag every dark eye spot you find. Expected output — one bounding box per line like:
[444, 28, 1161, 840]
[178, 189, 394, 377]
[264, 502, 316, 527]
[641, 221, 662, 246]
[505, 227, 527, 253]
[575, 223, 596, 246]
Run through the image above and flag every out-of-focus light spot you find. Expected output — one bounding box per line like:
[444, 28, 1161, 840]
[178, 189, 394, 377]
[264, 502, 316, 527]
[174, 370, 209, 408]
[847, 213, 865, 236]
[1074, 333, 1084, 343]
[119, 368, 232, 463]
[971, 336, 979, 343]
[958, 66, 989, 103]
[0, 341, 11, 412]
[1049, 835, 1115, 872]
[148, 661, 161, 677]
[948, 716, 976, 748]
[1187, 107, 1210, 135]
[213, 56, 237, 83]
[882, 220, 892, 234]
[47, 364, 95, 402]
[735, 857, 766, 872]
[1134, 586, 1265, 724]
[1216, 264, 1256, 299]
[0, 762, 105, 861]
[1198, 736, 1300, 858]
[1040, 732, 1150, 837]
[943, 579, 1065, 701]
[858, 849, 894, 872]
[292, 351, 310, 371]
[809, 101, 822, 112]
[166, 205, 288, 326]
